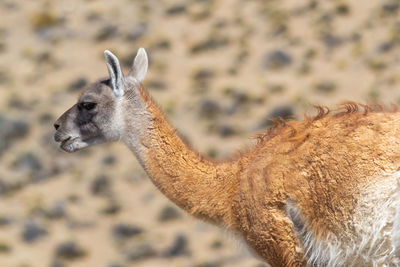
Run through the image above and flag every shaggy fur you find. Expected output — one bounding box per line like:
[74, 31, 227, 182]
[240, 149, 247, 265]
[54, 49, 400, 266]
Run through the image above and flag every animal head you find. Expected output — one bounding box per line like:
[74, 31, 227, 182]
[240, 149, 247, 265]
[53, 48, 148, 152]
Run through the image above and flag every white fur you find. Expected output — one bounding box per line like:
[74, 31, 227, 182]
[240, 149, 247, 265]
[104, 50, 125, 97]
[120, 78, 154, 167]
[130, 48, 148, 83]
[287, 171, 400, 266]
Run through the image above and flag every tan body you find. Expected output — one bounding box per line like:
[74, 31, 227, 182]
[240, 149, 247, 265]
[54, 49, 400, 266]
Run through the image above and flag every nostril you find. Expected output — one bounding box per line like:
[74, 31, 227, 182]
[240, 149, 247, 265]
[54, 123, 60, 130]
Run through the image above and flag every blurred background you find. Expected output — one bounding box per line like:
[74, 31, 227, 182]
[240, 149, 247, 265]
[0, 0, 400, 266]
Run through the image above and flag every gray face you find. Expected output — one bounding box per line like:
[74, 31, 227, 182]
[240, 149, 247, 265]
[54, 48, 148, 153]
[54, 79, 118, 152]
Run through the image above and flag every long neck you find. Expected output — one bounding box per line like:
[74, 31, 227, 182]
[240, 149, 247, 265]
[121, 85, 241, 229]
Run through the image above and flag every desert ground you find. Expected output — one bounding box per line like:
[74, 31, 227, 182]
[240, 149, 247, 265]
[0, 0, 400, 266]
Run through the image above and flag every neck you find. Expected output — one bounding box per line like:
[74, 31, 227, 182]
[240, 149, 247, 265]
[121, 85, 241, 229]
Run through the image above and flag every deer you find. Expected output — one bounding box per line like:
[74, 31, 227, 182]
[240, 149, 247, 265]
[54, 48, 400, 266]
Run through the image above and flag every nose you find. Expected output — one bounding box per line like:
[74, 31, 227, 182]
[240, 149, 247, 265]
[54, 123, 60, 130]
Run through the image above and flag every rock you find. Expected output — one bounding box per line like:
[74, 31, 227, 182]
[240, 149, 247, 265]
[7, 96, 30, 110]
[125, 23, 148, 41]
[102, 154, 116, 165]
[259, 105, 294, 128]
[268, 84, 285, 94]
[100, 199, 121, 215]
[263, 50, 292, 70]
[67, 218, 95, 230]
[124, 243, 155, 261]
[193, 69, 214, 83]
[226, 90, 251, 114]
[190, 36, 230, 54]
[31, 9, 63, 31]
[210, 239, 223, 249]
[44, 200, 66, 219]
[199, 99, 221, 119]
[194, 262, 222, 267]
[0, 180, 9, 196]
[321, 33, 343, 49]
[0, 216, 12, 227]
[158, 205, 182, 222]
[163, 234, 190, 257]
[112, 223, 143, 241]
[335, 3, 350, 15]
[314, 80, 337, 94]
[166, 4, 187, 16]
[50, 260, 66, 267]
[90, 175, 111, 197]
[38, 112, 54, 125]
[378, 42, 394, 53]
[13, 152, 42, 172]
[217, 125, 236, 137]
[67, 77, 87, 92]
[107, 263, 126, 267]
[149, 38, 171, 51]
[55, 241, 86, 260]
[269, 106, 294, 120]
[0, 240, 11, 254]
[21, 221, 48, 243]
[382, 0, 399, 14]
[147, 80, 167, 91]
[96, 24, 118, 41]
[0, 115, 29, 154]
[0, 179, 23, 196]
[191, 69, 215, 93]
[0, 70, 10, 84]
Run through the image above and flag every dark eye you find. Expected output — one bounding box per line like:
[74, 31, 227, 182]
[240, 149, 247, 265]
[79, 102, 97, 111]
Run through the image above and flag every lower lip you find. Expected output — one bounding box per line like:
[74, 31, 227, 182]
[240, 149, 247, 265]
[60, 138, 75, 152]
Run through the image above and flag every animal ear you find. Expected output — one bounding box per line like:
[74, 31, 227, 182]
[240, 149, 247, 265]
[104, 50, 125, 97]
[129, 48, 148, 83]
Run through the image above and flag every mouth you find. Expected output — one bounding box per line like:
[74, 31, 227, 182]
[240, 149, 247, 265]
[60, 136, 79, 153]
[60, 136, 77, 152]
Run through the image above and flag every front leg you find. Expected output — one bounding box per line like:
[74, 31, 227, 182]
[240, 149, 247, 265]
[243, 208, 306, 267]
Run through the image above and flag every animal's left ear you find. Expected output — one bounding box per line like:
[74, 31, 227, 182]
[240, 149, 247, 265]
[104, 50, 125, 97]
[129, 48, 148, 83]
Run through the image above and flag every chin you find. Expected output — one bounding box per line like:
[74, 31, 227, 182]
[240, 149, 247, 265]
[60, 138, 90, 153]
[61, 137, 107, 152]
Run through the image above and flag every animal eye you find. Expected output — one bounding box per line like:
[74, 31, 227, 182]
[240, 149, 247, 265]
[79, 102, 97, 110]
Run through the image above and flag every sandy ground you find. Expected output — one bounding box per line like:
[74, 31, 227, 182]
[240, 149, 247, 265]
[0, 0, 400, 266]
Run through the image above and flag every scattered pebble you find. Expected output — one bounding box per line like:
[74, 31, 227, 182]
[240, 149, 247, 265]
[22, 220, 48, 243]
[90, 175, 112, 197]
[96, 24, 118, 41]
[166, 4, 187, 16]
[124, 243, 155, 261]
[0, 115, 29, 154]
[217, 124, 236, 137]
[0, 240, 11, 254]
[158, 205, 182, 222]
[125, 23, 148, 41]
[102, 154, 116, 165]
[263, 50, 292, 70]
[55, 241, 86, 260]
[163, 234, 190, 257]
[190, 36, 230, 54]
[112, 223, 143, 241]
[313, 80, 337, 94]
[199, 99, 221, 119]
[13, 152, 42, 172]
[43, 200, 67, 220]
[259, 105, 294, 128]
[67, 77, 87, 92]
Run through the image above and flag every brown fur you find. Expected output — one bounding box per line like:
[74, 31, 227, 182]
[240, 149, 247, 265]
[132, 93, 400, 265]
[55, 50, 400, 266]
